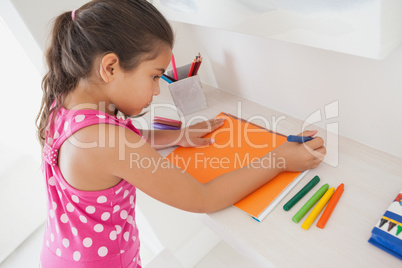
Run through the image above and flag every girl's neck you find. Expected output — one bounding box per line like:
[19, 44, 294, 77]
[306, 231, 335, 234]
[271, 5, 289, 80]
[63, 79, 114, 116]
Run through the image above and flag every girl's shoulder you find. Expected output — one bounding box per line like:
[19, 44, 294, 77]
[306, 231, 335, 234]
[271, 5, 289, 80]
[46, 107, 141, 149]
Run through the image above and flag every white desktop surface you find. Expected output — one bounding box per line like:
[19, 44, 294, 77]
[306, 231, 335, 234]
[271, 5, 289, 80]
[134, 82, 402, 268]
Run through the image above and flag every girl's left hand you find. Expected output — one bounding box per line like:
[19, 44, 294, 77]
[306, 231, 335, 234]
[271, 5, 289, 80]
[178, 118, 225, 147]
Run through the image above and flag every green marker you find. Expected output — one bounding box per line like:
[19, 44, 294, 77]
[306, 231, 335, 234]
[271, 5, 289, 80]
[283, 176, 320, 211]
[292, 184, 329, 223]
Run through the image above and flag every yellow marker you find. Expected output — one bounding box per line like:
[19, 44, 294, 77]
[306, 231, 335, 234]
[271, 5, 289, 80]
[301, 187, 335, 230]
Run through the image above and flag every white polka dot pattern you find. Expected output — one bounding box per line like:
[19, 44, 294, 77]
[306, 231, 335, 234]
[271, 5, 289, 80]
[62, 238, 69, 248]
[79, 215, 87, 223]
[60, 214, 68, 223]
[101, 212, 110, 221]
[48, 176, 56, 186]
[98, 246, 108, 257]
[66, 203, 74, 212]
[120, 210, 128, 220]
[97, 196, 107, 203]
[41, 109, 142, 267]
[71, 195, 79, 203]
[73, 251, 81, 261]
[86, 206, 96, 214]
[75, 114, 85, 122]
[83, 237, 93, 248]
[113, 205, 120, 213]
[43, 144, 58, 166]
[109, 230, 117, 240]
[94, 224, 104, 232]
[71, 227, 78, 236]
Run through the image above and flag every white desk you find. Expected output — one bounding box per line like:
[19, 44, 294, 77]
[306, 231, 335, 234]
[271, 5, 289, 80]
[136, 83, 402, 268]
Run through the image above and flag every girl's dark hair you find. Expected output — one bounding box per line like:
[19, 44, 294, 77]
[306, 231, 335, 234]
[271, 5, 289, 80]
[36, 0, 174, 148]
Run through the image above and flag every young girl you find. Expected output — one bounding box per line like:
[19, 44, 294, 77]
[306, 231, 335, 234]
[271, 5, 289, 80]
[36, 0, 326, 267]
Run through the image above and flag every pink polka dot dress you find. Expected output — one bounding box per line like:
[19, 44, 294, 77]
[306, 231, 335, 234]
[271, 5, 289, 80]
[40, 106, 142, 267]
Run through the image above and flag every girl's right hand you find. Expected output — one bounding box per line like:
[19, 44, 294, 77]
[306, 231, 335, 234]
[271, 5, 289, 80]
[273, 130, 326, 172]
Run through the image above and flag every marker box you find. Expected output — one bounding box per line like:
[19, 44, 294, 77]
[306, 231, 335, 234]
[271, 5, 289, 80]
[167, 64, 208, 115]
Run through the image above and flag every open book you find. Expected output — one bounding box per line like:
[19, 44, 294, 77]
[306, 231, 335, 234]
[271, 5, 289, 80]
[166, 112, 308, 222]
[369, 189, 402, 260]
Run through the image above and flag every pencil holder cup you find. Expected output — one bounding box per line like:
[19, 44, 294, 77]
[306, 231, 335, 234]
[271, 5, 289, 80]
[167, 64, 208, 115]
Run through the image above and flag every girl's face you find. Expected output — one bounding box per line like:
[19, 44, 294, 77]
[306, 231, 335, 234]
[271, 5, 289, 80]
[108, 45, 172, 116]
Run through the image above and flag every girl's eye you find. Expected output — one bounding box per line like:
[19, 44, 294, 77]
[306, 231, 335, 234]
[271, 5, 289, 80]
[152, 75, 160, 81]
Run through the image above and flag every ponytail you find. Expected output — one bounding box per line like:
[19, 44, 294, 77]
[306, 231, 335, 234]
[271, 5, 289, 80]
[36, 11, 79, 147]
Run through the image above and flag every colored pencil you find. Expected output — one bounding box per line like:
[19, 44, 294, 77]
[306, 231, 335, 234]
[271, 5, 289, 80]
[187, 60, 196, 77]
[161, 74, 173, 84]
[192, 57, 202, 76]
[316, 183, 344, 229]
[153, 116, 182, 128]
[301, 187, 335, 230]
[151, 123, 180, 130]
[163, 74, 177, 82]
[171, 54, 178, 80]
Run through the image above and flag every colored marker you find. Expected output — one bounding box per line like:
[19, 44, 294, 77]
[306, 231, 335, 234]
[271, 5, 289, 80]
[287, 135, 315, 143]
[292, 184, 329, 223]
[301, 187, 335, 230]
[316, 183, 344, 229]
[171, 54, 178, 80]
[161, 74, 173, 84]
[283, 175, 320, 211]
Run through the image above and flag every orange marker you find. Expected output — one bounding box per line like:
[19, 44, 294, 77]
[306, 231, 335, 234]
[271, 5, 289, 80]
[316, 183, 344, 229]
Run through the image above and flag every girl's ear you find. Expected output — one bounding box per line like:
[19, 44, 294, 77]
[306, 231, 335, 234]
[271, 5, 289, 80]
[99, 53, 119, 83]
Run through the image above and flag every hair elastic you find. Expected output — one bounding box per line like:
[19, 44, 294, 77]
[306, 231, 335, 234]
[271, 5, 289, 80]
[72, 9, 77, 21]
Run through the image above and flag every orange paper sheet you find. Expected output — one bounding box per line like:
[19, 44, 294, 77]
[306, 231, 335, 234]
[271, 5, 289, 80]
[166, 112, 302, 218]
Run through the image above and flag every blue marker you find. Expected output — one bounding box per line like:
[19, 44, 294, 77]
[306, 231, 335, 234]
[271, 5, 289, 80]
[287, 135, 315, 143]
[161, 74, 173, 84]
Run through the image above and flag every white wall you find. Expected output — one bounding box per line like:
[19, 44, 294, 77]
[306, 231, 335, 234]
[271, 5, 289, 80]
[171, 21, 402, 159]
[0, 11, 45, 263]
[8, 0, 86, 53]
